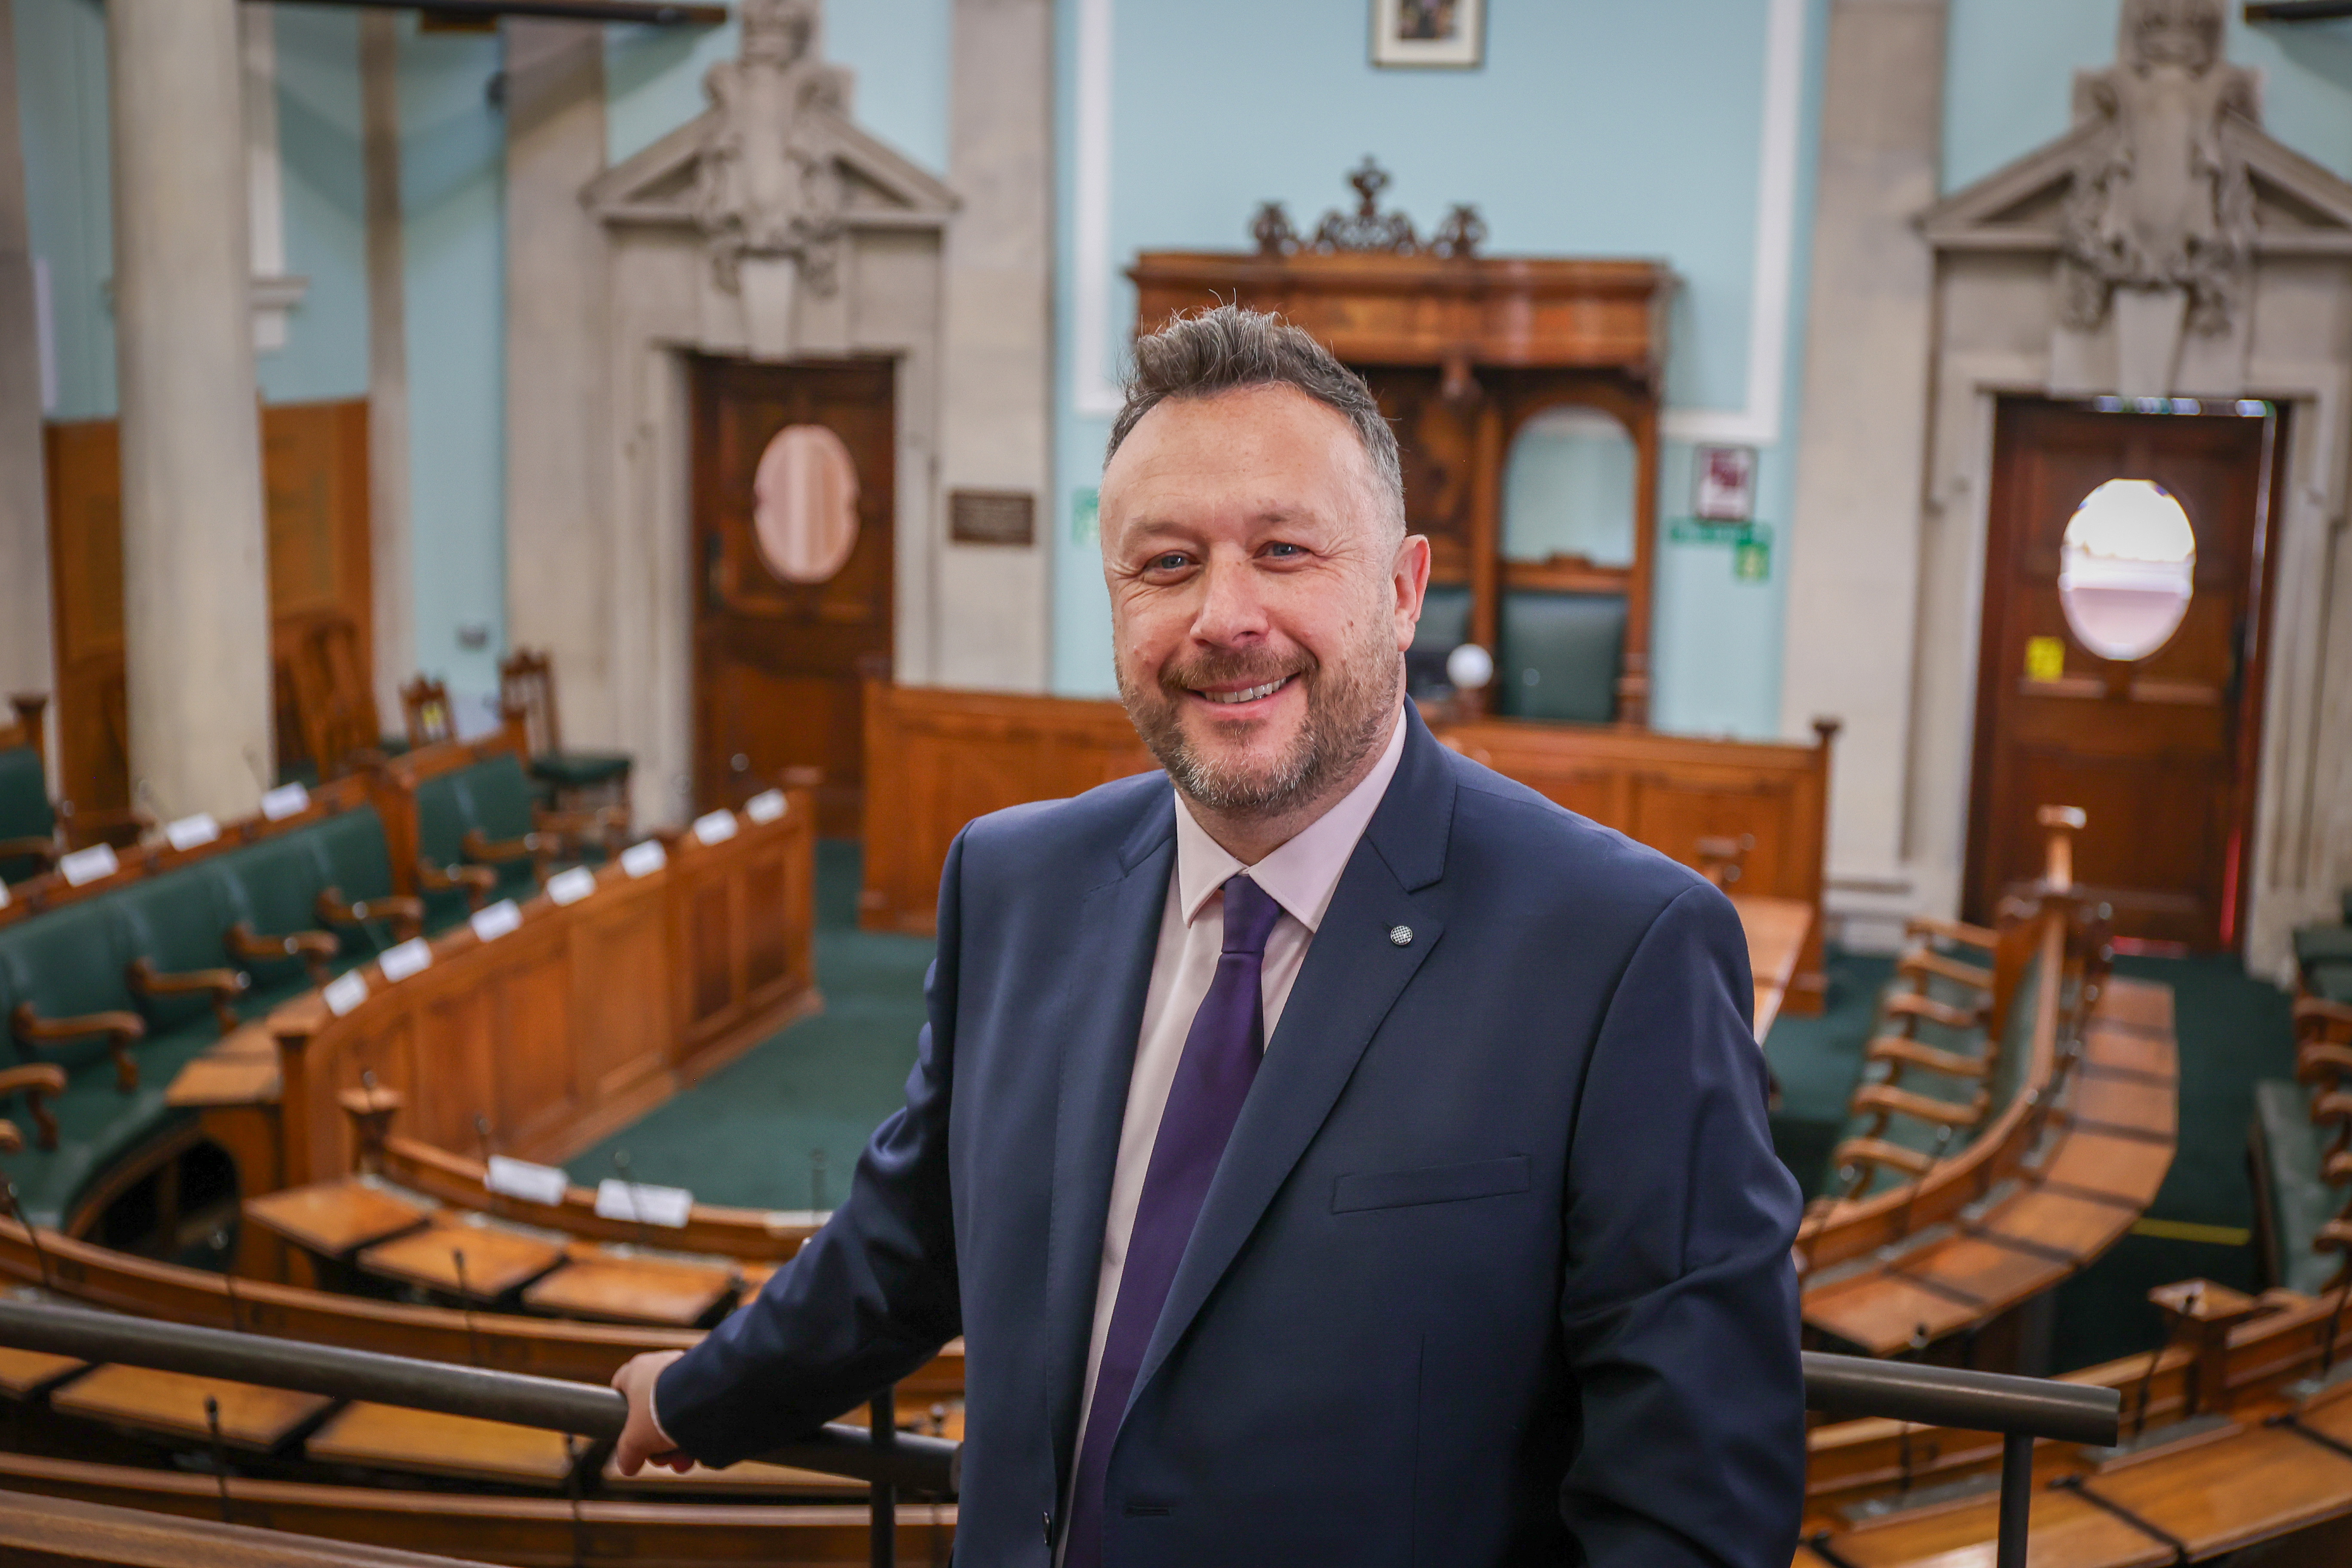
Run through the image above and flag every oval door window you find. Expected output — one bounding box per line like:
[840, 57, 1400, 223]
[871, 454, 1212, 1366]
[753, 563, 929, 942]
[753, 425, 861, 585]
[2058, 478, 2197, 662]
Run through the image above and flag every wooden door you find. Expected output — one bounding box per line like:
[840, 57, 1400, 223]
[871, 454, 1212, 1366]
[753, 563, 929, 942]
[689, 356, 894, 835]
[1965, 398, 2280, 949]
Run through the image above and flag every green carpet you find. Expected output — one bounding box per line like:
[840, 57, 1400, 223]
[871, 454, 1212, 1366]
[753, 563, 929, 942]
[563, 840, 930, 1210]
[571, 846, 2298, 1376]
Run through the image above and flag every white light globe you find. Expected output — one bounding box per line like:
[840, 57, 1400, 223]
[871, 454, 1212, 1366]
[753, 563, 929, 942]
[1446, 642, 1494, 692]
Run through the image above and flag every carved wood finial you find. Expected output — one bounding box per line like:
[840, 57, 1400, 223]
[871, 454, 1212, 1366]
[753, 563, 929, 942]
[1247, 159, 1484, 260]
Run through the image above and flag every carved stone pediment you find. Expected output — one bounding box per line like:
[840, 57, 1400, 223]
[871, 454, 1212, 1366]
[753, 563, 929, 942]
[1919, 115, 2352, 261]
[582, 0, 953, 359]
[584, 107, 954, 234]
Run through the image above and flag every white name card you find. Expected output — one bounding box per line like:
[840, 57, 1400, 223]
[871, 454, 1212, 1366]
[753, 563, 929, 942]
[58, 844, 119, 886]
[692, 809, 738, 845]
[594, 1179, 692, 1228]
[377, 937, 433, 983]
[260, 782, 310, 821]
[744, 790, 787, 824]
[546, 866, 597, 906]
[485, 1155, 569, 1206]
[620, 839, 668, 879]
[469, 900, 523, 943]
[165, 813, 221, 852]
[323, 971, 369, 1017]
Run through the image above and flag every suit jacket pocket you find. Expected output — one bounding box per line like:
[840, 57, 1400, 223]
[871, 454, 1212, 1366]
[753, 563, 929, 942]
[1331, 1155, 1531, 1214]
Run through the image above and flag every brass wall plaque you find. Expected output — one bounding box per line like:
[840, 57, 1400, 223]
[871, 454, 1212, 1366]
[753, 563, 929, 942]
[949, 490, 1035, 546]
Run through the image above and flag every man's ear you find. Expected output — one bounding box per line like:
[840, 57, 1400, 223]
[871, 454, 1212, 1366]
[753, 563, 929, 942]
[1392, 533, 1433, 650]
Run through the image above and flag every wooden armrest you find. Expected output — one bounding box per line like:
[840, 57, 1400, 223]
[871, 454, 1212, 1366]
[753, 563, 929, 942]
[227, 921, 340, 984]
[2326, 1152, 2352, 1188]
[0, 835, 58, 867]
[459, 828, 539, 866]
[1865, 1035, 1989, 1079]
[0, 1063, 66, 1152]
[126, 957, 248, 1037]
[57, 804, 151, 850]
[1829, 1137, 1933, 1179]
[417, 861, 496, 913]
[2302, 1043, 2352, 1086]
[1904, 916, 1998, 953]
[1898, 948, 1994, 993]
[10, 1002, 147, 1091]
[315, 889, 426, 943]
[2318, 1217, 2352, 1254]
[1883, 992, 1987, 1033]
[1852, 1081, 1986, 1128]
[2314, 1090, 2352, 1126]
[2299, 996, 2352, 1041]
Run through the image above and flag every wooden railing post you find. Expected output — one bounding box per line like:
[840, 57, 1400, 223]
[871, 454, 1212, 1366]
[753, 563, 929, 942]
[272, 1010, 320, 1190]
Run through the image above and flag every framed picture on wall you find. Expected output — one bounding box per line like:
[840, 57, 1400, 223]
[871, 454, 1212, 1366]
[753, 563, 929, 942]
[1371, 0, 1484, 69]
[1693, 445, 1758, 522]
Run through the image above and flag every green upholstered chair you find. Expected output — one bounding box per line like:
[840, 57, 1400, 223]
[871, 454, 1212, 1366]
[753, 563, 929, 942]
[106, 867, 250, 1035]
[0, 743, 58, 885]
[501, 648, 632, 814]
[1494, 591, 1626, 725]
[300, 805, 421, 955]
[0, 901, 146, 1091]
[213, 832, 341, 995]
[2295, 925, 2352, 979]
[412, 767, 499, 929]
[2252, 1079, 2344, 1297]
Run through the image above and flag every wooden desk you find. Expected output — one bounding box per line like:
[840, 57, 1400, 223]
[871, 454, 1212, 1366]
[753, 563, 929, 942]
[355, 1219, 564, 1300]
[520, 1253, 738, 1328]
[306, 1403, 576, 1485]
[245, 1181, 432, 1259]
[600, 1455, 865, 1496]
[1731, 894, 1811, 1042]
[0, 1347, 85, 1398]
[50, 1364, 331, 1450]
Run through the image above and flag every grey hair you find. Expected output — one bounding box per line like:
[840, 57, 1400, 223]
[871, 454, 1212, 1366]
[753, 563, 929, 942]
[1106, 304, 1406, 535]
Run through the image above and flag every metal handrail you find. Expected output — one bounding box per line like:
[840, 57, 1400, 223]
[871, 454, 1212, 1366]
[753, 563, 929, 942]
[0, 1297, 2118, 1568]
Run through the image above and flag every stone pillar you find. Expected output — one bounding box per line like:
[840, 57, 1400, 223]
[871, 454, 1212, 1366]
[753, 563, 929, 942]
[935, 0, 1054, 690]
[107, 0, 275, 821]
[1777, 0, 1945, 946]
[0, 0, 54, 747]
[502, 21, 613, 750]
[362, 13, 413, 732]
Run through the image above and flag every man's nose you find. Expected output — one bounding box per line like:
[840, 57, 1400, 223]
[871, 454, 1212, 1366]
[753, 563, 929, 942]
[1188, 553, 1271, 645]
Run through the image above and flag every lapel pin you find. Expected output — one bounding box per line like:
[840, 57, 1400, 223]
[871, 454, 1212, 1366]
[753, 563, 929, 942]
[1388, 925, 1413, 947]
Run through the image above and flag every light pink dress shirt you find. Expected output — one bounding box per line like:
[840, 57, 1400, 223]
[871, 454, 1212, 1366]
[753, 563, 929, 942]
[1070, 704, 1409, 1463]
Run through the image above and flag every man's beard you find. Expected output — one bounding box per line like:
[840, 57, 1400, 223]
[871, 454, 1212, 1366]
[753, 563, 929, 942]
[1117, 629, 1399, 818]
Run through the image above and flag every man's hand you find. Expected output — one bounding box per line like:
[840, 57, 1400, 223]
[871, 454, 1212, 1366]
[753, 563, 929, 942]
[610, 1350, 695, 1476]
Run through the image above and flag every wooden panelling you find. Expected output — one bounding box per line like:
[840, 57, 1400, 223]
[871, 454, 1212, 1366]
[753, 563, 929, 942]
[859, 686, 1836, 1000]
[43, 400, 374, 811]
[264, 791, 818, 1191]
[859, 684, 1161, 934]
[1434, 714, 1838, 1008]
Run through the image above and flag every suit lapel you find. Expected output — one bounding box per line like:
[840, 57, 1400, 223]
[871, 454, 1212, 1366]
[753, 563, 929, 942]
[1040, 792, 1176, 1498]
[1127, 710, 1458, 1415]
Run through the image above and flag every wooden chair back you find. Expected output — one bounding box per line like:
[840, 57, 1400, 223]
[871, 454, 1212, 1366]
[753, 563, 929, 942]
[287, 616, 382, 779]
[497, 648, 561, 756]
[399, 676, 455, 749]
[0, 694, 48, 767]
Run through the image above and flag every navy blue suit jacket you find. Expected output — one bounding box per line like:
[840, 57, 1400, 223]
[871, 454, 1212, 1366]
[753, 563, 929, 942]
[658, 705, 1806, 1565]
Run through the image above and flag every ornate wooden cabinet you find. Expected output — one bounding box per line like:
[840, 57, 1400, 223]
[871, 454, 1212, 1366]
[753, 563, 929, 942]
[1130, 162, 1675, 724]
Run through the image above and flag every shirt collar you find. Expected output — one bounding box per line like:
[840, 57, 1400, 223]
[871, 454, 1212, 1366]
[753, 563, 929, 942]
[1172, 705, 1409, 934]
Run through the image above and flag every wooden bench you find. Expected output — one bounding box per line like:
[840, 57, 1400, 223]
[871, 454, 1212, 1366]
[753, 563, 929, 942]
[303, 1403, 578, 1487]
[0, 1487, 511, 1568]
[1801, 976, 2177, 1354]
[48, 1364, 331, 1451]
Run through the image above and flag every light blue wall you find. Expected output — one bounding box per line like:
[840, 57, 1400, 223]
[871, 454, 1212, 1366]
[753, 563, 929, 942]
[1947, 3, 2352, 193]
[1050, 0, 1826, 739]
[12, 0, 370, 420]
[264, 5, 368, 404]
[397, 19, 507, 702]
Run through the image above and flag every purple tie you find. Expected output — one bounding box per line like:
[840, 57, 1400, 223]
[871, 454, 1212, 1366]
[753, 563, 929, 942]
[1063, 874, 1283, 1567]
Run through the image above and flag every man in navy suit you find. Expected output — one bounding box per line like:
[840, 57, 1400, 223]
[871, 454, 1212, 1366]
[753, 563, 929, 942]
[614, 305, 1805, 1565]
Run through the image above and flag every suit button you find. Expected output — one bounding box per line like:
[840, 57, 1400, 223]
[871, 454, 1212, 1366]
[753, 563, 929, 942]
[1042, 1510, 1052, 1547]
